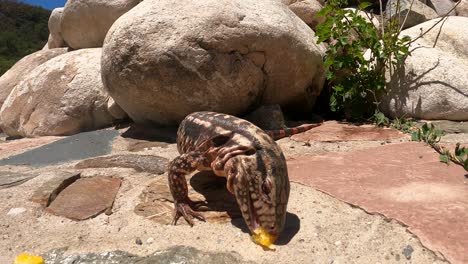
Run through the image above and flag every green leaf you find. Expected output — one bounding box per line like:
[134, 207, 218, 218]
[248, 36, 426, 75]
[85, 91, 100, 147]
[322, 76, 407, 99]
[411, 131, 421, 142]
[439, 154, 449, 164]
[464, 159, 468, 171]
[359, 2, 372, 9]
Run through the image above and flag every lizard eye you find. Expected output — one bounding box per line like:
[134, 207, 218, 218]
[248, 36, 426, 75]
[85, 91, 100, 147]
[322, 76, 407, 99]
[262, 179, 272, 194]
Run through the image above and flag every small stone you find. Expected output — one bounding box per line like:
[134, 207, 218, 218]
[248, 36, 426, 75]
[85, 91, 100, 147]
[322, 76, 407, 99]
[146, 237, 154, 244]
[7, 207, 26, 216]
[395, 254, 401, 261]
[402, 245, 414, 260]
[334, 241, 342, 246]
[299, 238, 305, 243]
[316, 210, 322, 214]
[135, 237, 142, 245]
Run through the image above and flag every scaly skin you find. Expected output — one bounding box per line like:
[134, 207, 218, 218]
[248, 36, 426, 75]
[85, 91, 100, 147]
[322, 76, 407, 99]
[168, 111, 320, 237]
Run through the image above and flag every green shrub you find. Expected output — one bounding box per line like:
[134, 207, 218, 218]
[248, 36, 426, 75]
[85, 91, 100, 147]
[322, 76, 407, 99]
[315, 0, 411, 120]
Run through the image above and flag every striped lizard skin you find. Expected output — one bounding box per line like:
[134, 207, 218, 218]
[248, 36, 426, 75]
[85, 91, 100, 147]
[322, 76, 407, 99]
[168, 111, 321, 238]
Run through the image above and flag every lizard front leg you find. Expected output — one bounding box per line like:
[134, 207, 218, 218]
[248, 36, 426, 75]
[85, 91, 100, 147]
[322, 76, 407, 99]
[168, 151, 208, 226]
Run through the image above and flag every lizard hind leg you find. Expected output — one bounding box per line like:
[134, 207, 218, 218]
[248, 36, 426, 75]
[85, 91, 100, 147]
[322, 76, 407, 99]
[168, 151, 208, 226]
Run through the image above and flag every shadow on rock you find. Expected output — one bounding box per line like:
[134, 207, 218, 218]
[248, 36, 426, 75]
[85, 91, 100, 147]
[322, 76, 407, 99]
[121, 123, 178, 143]
[190, 171, 242, 221]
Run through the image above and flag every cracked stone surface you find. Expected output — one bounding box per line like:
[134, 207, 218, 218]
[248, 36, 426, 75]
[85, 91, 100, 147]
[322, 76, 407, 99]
[30, 171, 81, 207]
[0, 171, 37, 189]
[46, 177, 122, 220]
[288, 142, 468, 264]
[75, 154, 169, 175]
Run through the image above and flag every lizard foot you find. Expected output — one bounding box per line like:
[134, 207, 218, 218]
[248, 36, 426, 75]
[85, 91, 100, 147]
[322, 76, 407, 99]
[172, 200, 206, 226]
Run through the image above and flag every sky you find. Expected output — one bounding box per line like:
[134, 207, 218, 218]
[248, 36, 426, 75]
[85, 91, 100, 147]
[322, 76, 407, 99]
[20, 0, 66, 10]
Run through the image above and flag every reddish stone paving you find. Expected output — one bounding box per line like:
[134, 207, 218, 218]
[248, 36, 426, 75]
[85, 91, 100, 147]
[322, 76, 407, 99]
[288, 142, 468, 264]
[46, 177, 122, 220]
[291, 121, 407, 142]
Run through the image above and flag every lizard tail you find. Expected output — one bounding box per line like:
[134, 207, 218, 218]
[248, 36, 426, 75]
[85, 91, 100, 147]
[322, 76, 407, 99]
[266, 122, 323, 140]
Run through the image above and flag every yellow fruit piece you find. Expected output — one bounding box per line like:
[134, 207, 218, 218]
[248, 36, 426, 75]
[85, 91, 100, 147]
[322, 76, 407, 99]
[14, 253, 45, 264]
[251, 227, 277, 250]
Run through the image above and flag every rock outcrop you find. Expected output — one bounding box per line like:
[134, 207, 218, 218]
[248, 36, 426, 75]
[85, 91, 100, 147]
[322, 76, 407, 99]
[0, 49, 117, 137]
[102, 0, 326, 125]
[381, 17, 468, 120]
[48, 8, 67, 48]
[60, 0, 142, 49]
[281, 0, 325, 29]
[386, 0, 438, 29]
[0, 48, 68, 111]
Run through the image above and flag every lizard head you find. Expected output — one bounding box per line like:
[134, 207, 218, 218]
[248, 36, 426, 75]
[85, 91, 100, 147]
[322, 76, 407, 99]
[227, 148, 290, 240]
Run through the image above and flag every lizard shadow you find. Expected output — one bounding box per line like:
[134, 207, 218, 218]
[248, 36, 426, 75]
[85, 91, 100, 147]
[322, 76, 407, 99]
[190, 171, 300, 245]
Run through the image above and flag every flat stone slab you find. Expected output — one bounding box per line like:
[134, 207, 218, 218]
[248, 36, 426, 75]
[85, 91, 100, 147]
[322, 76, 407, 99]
[288, 142, 467, 264]
[0, 171, 37, 189]
[74, 154, 169, 175]
[0, 136, 61, 160]
[291, 121, 407, 142]
[31, 171, 81, 207]
[46, 177, 122, 220]
[42, 246, 254, 264]
[0, 129, 119, 168]
[135, 171, 241, 224]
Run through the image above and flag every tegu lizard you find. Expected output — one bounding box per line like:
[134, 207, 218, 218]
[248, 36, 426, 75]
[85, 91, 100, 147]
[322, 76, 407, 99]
[168, 111, 321, 240]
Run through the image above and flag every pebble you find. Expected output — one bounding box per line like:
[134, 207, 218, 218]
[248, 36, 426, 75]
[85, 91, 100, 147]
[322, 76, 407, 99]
[135, 237, 142, 245]
[334, 241, 342, 246]
[402, 245, 414, 260]
[7, 207, 26, 216]
[146, 237, 154, 244]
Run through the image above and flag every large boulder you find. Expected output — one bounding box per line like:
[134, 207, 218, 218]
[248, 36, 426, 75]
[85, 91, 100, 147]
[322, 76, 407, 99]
[61, 0, 142, 49]
[426, 0, 456, 16]
[386, 0, 438, 29]
[281, 0, 325, 30]
[0, 49, 117, 137]
[102, 0, 326, 125]
[381, 17, 468, 120]
[0, 48, 68, 110]
[48, 8, 67, 49]
[456, 0, 468, 16]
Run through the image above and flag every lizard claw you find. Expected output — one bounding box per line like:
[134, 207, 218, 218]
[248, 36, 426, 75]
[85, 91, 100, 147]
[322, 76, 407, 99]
[172, 201, 206, 226]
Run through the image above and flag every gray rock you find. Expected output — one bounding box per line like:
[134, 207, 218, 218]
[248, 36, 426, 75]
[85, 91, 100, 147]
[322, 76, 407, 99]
[245, 104, 286, 130]
[102, 0, 326, 125]
[74, 154, 169, 175]
[0, 171, 37, 189]
[426, 0, 456, 16]
[61, 0, 142, 49]
[402, 245, 414, 259]
[382, 17, 468, 120]
[0, 129, 119, 168]
[0, 48, 117, 137]
[43, 246, 255, 264]
[386, 0, 438, 29]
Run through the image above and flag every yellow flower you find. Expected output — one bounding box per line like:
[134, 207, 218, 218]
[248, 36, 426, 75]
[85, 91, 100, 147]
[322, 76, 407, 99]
[14, 253, 45, 264]
[251, 227, 277, 250]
